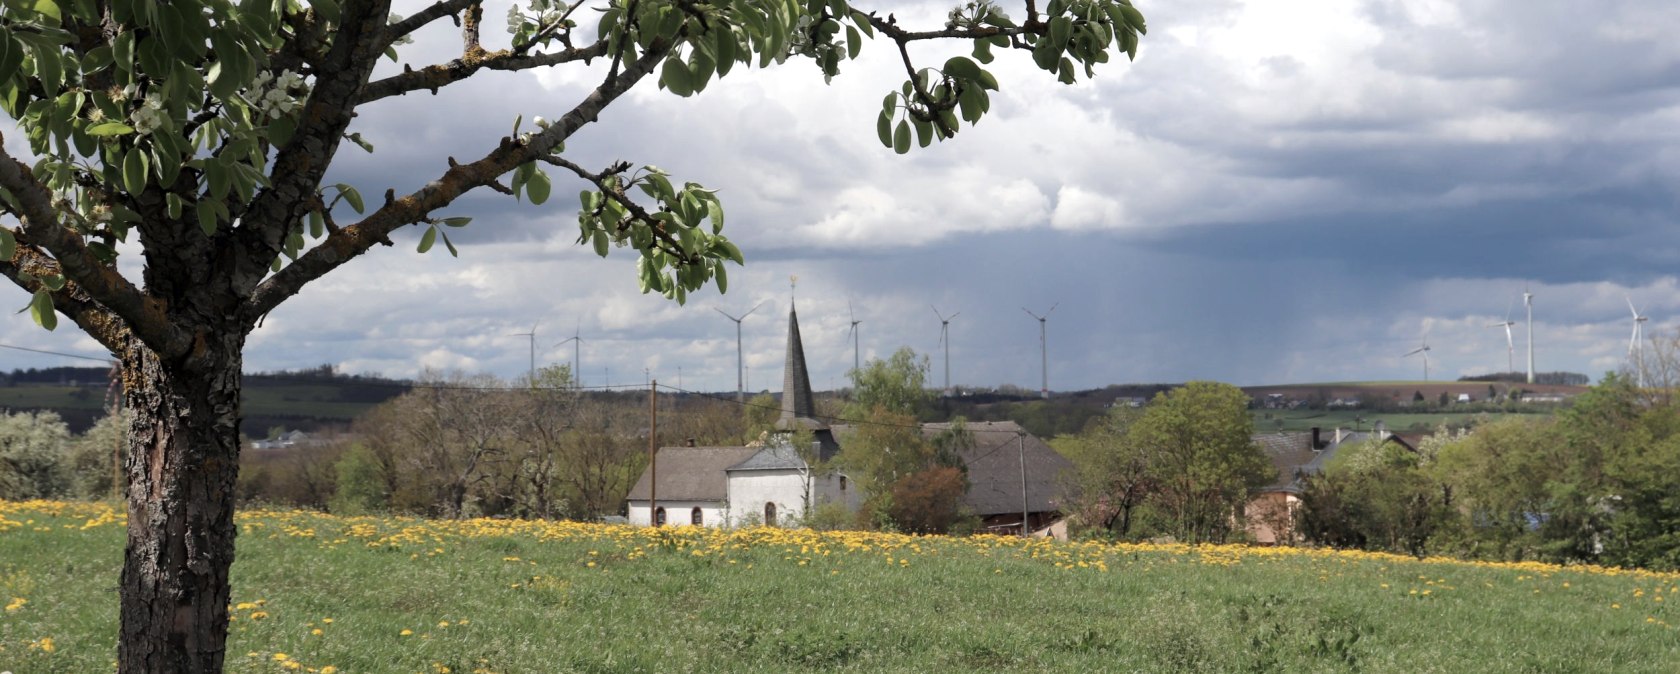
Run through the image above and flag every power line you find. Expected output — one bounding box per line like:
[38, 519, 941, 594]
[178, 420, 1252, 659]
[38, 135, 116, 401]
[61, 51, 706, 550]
[0, 342, 115, 363]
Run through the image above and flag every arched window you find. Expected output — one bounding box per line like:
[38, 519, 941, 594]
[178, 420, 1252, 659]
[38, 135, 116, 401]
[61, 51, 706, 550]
[654, 507, 666, 527]
[764, 502, 777, 527]
[839, 475, 848, 492]
[691, 507, 704, 526]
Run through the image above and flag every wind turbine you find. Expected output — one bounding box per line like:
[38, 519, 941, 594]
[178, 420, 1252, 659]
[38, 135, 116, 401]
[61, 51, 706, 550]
[509, 323, 537, 386]
[715, 300, 766, 402]
[1023, 303, 1058, 399]
[846, 300, 862, 381]
[1489, 299, 1516, 374]
[555, 321, 583, 387]
[933, 305, 959, 395]
[1403, 330, 1432, 381]
[1628, 296, 1649, 388]
[1524, 286, 1535, 384]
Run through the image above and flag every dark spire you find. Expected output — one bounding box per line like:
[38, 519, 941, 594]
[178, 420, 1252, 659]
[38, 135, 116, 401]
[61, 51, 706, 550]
[776, 302, 824, 431]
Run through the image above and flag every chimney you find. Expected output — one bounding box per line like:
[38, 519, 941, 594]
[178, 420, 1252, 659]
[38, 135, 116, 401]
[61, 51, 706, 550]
[685, 438, 696, 447]
[1311, 427, 1322, 450]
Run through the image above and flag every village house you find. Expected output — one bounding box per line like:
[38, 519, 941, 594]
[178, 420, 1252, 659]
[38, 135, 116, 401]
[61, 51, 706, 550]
[1246, 426, 1415, 545]
[626, 303, 1073, 536]
[626, 303, 853, 528]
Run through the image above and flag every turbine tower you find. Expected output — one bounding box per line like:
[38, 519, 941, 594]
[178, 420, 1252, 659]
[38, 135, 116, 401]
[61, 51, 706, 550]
[1525, 286, 1535, 384]
[1489, 299, 1516, 374]
[1403, 333, 1432, 381]
[846, 300, 862, 381]
[555, 321, 583, 387]
[1023, 303, 1058, 399]
[933, 305, 959, 396]
[509, 323, 538, 386]
[716, 300, 767, 402]
[1628, 296, 1649, 388]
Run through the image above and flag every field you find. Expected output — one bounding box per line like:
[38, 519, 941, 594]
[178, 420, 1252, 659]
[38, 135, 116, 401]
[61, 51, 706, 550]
[4, 501, 1679, 673]
[1251, 409, 1553, 433]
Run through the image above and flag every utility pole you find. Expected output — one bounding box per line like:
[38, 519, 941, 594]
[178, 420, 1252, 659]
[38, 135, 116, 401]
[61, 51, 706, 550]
[649, 379, 658, 526]
[1018, 431, 1030, 537]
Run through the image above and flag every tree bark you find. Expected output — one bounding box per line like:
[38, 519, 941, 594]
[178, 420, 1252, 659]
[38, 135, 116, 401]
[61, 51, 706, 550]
[117, 336, 245, 674]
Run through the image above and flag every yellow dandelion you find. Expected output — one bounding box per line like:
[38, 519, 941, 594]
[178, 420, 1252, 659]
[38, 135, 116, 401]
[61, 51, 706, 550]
[400, 629, 414, 636]
[250, 611, 269, 620]
[322, 667, 339, 674]
[322, 618, 334, 624]
[273, 653, 290, 662]
[311, 628, 324, 636]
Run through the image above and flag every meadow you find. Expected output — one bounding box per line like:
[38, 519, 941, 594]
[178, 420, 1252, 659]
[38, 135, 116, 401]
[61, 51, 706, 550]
[3, 501, 1677, 673]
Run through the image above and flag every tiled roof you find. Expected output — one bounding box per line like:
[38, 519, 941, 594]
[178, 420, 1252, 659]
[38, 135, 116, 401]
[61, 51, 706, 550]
[625, 446, 760, 502]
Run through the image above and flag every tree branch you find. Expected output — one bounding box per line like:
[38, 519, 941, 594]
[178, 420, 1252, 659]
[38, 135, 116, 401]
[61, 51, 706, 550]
[233, 0, 397, 297]
[0, 241, 131, 349]
[541, 156, 698, 264]
[357, 41, 609, 104]
[386, 0, 479, 48]
[244, 41, 672, 320]
[0, 143, 188, 358]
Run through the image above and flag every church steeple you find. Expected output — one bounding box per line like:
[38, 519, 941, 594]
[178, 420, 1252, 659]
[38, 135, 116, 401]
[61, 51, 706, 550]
[775, 301, 825, 432]
[774, 290, 839, 461]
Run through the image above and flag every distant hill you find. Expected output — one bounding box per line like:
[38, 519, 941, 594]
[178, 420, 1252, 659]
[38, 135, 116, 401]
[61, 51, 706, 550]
[0, 365, 411, 435]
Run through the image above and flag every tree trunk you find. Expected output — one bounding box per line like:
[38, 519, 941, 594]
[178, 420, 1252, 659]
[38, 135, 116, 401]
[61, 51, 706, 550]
[118, 338, 244, 674]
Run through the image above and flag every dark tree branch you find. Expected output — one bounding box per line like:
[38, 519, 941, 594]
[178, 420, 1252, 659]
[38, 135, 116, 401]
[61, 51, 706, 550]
[0, 144, 187, 357]
[234, 0, 397, 297]
[358, 41, 609, 103]
[0, 242, 130, 349]
[386, 0, 479, 47]
[244, 41, 673, 320]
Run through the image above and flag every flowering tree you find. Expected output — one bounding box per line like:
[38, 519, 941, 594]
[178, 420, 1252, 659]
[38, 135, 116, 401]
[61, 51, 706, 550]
[0, 0, 1145, 671]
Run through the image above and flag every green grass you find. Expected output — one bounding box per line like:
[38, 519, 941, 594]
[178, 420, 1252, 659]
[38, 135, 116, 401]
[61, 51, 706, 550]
[4, 501, 1679, 673]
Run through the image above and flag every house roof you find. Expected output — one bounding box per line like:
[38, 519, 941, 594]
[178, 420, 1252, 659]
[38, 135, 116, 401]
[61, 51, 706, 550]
[1256, 429, 1395, 494]
[626, 446, 760, 502]
[727, 444, 807, 472]
[831, 420, 1073, 517]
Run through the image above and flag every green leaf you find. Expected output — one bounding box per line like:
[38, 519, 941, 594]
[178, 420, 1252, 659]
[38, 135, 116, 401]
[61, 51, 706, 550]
[441, 230, 458, 257]
[32, 0, 62, 23]
[706, 199, 724, 233]
[196, 198, 218, 235]
[85, 121, 134, 137]
[943, 56, 983, 82]
[417, 225, 437, 253]
[892, 119, 910, 154]
[846, 25, 862, 60]
[1120, 4, 1147, 34]
[0, 29, 24, 84]
[308, 210, 324, 237]
[526, 168, 552, 206]
[876, 111, 893, 148]
[718, 239, 744, 265]
[28, 290, 55, 331]
[972, 38, 994, 64]
[121, 148, 147, 194]
[1050, 16, 1073, 52]
[661, 57, 693, 97]
[713, 29, 737, 77]
[441, 216, 472, 227]
[591, 229, 609, 257]
[714, 262, 728, 293]
[335, 183, 364, 214]
[0, 228, 14, 261]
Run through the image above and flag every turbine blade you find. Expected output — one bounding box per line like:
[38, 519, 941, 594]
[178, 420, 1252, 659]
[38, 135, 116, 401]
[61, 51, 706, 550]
[1629, 296, 1639, 318]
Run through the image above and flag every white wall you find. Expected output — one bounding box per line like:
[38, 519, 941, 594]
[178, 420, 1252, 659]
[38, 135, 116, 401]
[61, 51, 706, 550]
[626, 500, 726, 527]
[724, 469, 807, 527]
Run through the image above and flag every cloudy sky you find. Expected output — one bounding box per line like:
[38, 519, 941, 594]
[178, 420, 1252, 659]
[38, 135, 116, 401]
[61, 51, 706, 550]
[3, 0, 1679, 392]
